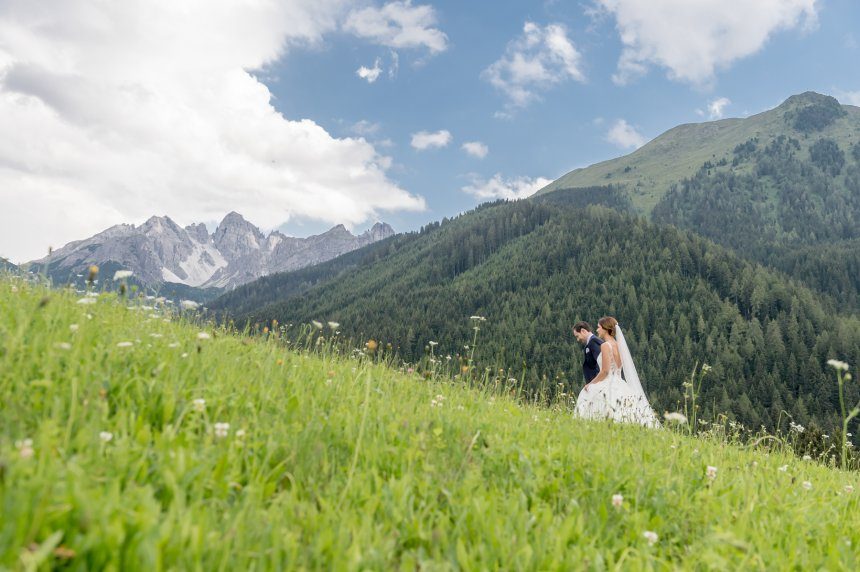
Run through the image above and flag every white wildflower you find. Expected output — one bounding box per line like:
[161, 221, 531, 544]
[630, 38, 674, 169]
[802, 481, 812, 490]
[197, 332, 210, 340]
[844, 485, 854, 494]
[77, 297, 96, 305]
[706, 465, 718, 480]
[113, 270, 133, 280]
[99, 431, 113, 443]
[802, 455, 812, 461]
[192, 399, 206, 412]
[214, 422, 230, 438]
[778, 465, 788, 472]
[168, 342, 180, 348]
[116, 341, 133, 348]
[180, 300, 199, 310]
[235, 429, 246, 439]
[312, 320, 323, 330]
[54, 342, 72, 350]
[181, 352, 188, 358]
[69, 324, 79, 332]
[428, 341, 438, 347]
[469, 315, 487, 322]
[327, 321, 339, 329]
[612, 494, 623, 508]
[149, 333, 163, 338]
[663, 412, 688, 424]
[827, 359, 850, 372]
[643, 531, 658, 546]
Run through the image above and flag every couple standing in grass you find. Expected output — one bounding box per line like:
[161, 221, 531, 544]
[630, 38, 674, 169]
[571, 317, 659, 427]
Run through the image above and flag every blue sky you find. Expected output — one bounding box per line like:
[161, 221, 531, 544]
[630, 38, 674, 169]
[1, 0, 859, 261]
[270, 0, 860, 236]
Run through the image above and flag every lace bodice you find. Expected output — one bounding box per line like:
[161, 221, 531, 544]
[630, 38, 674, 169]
[604, 342, 622, 376]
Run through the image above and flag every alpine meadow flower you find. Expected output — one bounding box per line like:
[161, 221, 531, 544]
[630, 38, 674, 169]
[214, 422, 230, 438]
[16, 439, 34, 458]
[197, 332, 211, 340]
[99, 431, 113, 443]
[69, 324, 79, 332]
[778, 465, 788, 472]
[113, 270, 133, 280]
[663, 412, 688, 424]
[327, 321, 339, 329]
[77, 297, 96, 305]
[612, 494, 623, 508]
[116, 341, 133, 348]
[643, 531, 658, 546]
[180, 300, 199, 310]
[312, 320, 323, 330]
[827, 359, 850, 372]
[802, 481, 812, 491]
[54, 342, 72, 351]
[193, 399, 206, 412]
[845, 485, 855, 494]
[706, 465, 718, 480]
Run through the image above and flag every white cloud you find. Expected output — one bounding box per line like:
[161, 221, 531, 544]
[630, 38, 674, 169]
[0, 0, 426, 262]
[462, 174, 552, 201]
[357, 57, 383, 83]
[606, 119, 646, 149]
[411, 130, 452, 150]
[344, 1, 448, 54]
[351, 120, 382, 136]
[595, 0, 819, 86]
[483, 21, 585, 111]
[835, 90, 860, 106]
[707, 97, 731, 119]
[461, 141, 489, 159]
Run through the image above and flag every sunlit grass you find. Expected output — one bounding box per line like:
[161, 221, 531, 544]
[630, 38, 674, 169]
[1, 276, 859, 570]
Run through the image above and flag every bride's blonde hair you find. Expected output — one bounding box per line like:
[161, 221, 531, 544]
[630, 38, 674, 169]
[598, 316, 618, 337]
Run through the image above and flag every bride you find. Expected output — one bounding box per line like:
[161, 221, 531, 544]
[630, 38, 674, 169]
[574, 316, 659, 427]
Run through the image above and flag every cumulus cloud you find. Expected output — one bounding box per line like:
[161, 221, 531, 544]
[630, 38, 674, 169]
[595, 0, 819, 86]
[462, 174, 552, 201]
[606, 119, 646, 149]
[344, 1, 448, 54]
[411, 130, 452, 150]
[0, 0, 426, 262]
[461, 141, 489, 159]
[483, 21, 585, 111]
[357, 58, 383, 82]
[835, 90, 860, 106]
[707, 97, 731, 119]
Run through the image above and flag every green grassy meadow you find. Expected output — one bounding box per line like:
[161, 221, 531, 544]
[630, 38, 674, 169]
[1, 277, 859, 570]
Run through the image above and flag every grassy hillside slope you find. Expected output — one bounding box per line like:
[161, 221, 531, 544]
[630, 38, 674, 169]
[2, 278, 859, 569]
[536, 92, 860, 215]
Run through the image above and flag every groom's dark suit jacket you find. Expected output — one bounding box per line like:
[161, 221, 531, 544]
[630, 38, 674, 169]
[582, 335, 604, 382]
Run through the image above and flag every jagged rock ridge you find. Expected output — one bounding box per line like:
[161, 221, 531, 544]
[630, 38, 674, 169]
[30, 213, 395, 289]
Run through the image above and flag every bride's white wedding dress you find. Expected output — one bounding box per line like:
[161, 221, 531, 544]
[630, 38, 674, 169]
[574, 326, 659, 427]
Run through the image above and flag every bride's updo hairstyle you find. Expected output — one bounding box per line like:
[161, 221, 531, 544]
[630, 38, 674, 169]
[598, 316, 618, 337]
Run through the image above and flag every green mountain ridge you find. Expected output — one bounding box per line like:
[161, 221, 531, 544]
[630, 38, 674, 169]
[537, 92, 860, 214]
[536, 91, 860, 309]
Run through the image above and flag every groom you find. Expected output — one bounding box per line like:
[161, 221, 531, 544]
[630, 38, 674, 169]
[573, 321, 603, 383]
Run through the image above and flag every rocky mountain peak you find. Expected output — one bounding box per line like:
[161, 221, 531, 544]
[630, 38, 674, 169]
[28, 212, 396, 290]
[185, 222, 210, 243]
[363, 222, 395, 241]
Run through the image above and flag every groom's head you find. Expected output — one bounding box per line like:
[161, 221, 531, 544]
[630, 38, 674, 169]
[573, 322, 592, 344]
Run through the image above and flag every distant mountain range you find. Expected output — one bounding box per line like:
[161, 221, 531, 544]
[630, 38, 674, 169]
[28, 213, 394, 291]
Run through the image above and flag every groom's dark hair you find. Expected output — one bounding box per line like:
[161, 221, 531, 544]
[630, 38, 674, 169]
[573, 321, 592, 333]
